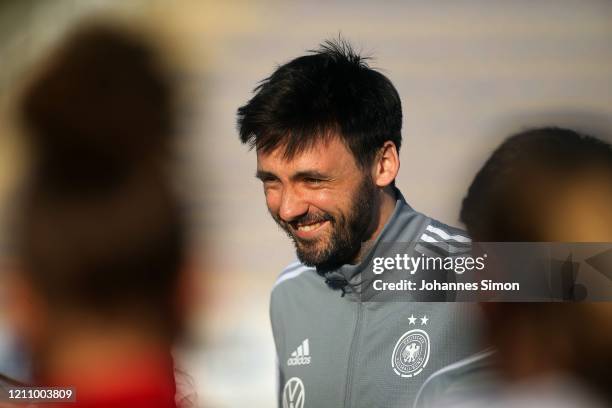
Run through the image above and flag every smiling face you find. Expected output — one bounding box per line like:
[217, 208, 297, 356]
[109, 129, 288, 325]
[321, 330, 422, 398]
[256, 136, 380, 270]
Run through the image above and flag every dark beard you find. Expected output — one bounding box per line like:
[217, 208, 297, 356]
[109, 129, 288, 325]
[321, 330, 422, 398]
[274, 175, 379, 272]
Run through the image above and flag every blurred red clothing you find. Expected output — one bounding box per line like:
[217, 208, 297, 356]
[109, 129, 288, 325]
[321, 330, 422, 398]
[45, 353, 177, 408]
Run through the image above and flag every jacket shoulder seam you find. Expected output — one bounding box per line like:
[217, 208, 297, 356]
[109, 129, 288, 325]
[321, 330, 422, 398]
[272, 262, 314, 291]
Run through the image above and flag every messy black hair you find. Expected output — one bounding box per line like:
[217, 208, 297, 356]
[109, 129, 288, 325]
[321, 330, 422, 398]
[237, 37, 402, 168]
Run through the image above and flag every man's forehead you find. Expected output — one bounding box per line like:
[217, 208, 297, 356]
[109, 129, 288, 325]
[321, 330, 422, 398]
[256, 136, 350, 164]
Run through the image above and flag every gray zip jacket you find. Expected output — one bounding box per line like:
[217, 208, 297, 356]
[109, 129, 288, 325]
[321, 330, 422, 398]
[271, 190, 484, 408]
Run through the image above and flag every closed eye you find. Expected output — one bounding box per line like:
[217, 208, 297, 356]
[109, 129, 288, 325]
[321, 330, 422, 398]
[304, 177, 323, 184]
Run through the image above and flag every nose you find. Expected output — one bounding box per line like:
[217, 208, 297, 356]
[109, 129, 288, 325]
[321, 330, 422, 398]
[278, 186, 308, 222]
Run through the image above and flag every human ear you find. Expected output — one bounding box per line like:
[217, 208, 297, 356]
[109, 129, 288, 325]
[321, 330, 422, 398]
[372, 141, 400, 187]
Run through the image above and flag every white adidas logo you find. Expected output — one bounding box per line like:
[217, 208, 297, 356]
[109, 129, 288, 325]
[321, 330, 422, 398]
[287, 339, 311, 366]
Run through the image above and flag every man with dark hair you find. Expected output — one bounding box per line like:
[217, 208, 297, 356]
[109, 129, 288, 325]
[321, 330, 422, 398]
[237, 39, 482, 407]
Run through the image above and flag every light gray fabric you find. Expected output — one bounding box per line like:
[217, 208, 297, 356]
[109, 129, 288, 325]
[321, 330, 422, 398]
[271, 190, 485, 408]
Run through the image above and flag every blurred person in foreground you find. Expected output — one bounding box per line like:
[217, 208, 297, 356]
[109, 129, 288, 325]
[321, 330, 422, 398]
[4, 23, 194, 408]
[237, 38, 483, 407]
[415, 127, 612, 408]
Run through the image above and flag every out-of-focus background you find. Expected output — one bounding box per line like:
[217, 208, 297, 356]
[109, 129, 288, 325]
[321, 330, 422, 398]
[0, 1, 611, 406]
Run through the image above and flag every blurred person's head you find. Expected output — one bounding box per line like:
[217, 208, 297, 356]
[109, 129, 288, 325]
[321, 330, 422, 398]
[461, 127, 612, 242]
[8, 22, 189, 391]
[237, 39, 401, 271]
[461, 126, 612, 402]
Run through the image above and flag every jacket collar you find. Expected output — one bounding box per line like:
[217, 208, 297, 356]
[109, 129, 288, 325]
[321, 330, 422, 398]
[320, 188, 415, 297]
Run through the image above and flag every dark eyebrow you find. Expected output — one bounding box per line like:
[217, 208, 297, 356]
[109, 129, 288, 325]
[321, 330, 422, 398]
[255, 170, 277, 181]
[291, 170, 329, 181]
[255, 169, 331, 181]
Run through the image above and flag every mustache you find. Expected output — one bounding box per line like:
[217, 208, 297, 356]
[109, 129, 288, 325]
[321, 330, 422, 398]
[276, 212, 334, 230]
